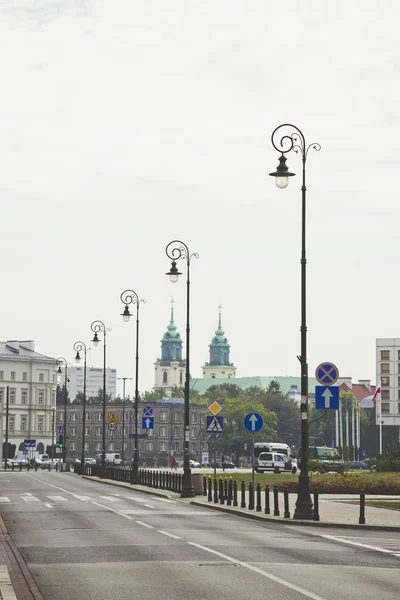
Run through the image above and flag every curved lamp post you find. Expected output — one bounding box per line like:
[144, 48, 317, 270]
[73, 341, 87, 468]
[117, 377, 133, 464]
[165, 240, 198, 498]
[56, 357, 68, 463]
[120, 288, 146, 482]
[91, 320, 108, 472]
[269, 123, 321, 520]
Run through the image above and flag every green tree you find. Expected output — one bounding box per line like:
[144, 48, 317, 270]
[56, 383, 69, 405]
[142, 389, 167, 403]
[87, 388, 112, 404]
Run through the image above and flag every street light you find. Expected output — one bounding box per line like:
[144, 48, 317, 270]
[270, 123, 321, 520]
[91, 320, 108, 472]
[117, 376, 133, 464]
[165, 240, 198, 498]
[56, 357, 68, 463]
[73, 341, 87, 469]
[120, 289, 145, 482]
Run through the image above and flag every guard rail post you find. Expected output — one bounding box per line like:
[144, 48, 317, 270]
[359, 489, 366, 524]
[233, 480, 238, 507]
[203, 475, 207, 496]
[264, 484, 270, 514]
[219, 479, 225, 505]
[240, 481, 246, 508]
[256, 482, 262, 512]
[227, 478, 233, 506]
[283, 486, 290, 519]
[208, 477, 212, 502]
[313, 489, 320, 522]
[213, 478, 218, 503]
[273, 485, 280, 516]
[248, 481, 254, 510]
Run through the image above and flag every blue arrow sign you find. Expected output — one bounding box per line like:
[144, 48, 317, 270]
[315, 362, 339, 386]
[57, 426, 64, 435]
[244, 412, 263, 432]
[22, 449, 29, 455]
[129, 433, 148, 439]
[141, 416, 154, 429]
[143, 405, 153, 417]
[315, 385, 339, 410]
[206, 415, 224, 433]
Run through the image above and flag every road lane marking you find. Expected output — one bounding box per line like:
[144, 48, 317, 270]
[91, 501, 134, 520]
[124, 495, 149, 503]
[99, 496, 123, 502]
[144, 504, 155, 509]
[320, 534, 400, 557]
[0, 497, 10, 503]
[150, 497, 175, 503]
[47, 496, 67, 502]
[136, 521, 154, 529]
[45, 503, 53, 509]
[187, 542, 327, 600]
[157, 530, 181, 539]
[21, 496, 39, 502]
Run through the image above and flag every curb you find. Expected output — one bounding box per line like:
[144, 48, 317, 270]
[80, 475, 179, 500]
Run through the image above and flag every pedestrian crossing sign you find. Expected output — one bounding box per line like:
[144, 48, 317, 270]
[108, 412, 118, 423]
[206, 415, 224, 433]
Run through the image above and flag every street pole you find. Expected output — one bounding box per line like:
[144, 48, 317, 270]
[56, 358, 68, 463]
[165, 240, 199, 498]
[91, 321, 107, 473]
[351, 400, 355, 461]
[5, 386, 9, 470]
[74, 342, 87, 468]
[121, 291, 145, 481]
[51, 407, 55, 460]
[118, 377, 133, 463]
[270, 124, 320, 520]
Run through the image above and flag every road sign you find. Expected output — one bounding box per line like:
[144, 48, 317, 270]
[24, 439, 36, 447]
[244, 442, 248, 451]
[142, 416, 154, 429]
[57, 426, 64, 435]
[208, 401, 222, 415]
[22, 449, 28, 455]
[315, 362, 339, 386]
[129, 433, 148, 439]
[244, 412, 263, 432]
[206, 415, 224, 433]
[108, 422, 117, 431]
[143, 405, 153, 417]
[315, 385, 339, 410]
[108, 412, 118, 423]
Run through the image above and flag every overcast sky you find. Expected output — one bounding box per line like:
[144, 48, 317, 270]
[0, 1, 398, 396]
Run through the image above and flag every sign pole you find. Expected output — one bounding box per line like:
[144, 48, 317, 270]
[213, 436, 217, 481]
[251, 432, 255, 489]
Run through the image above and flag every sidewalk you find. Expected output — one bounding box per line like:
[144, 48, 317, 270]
[82, 475, 400, 531]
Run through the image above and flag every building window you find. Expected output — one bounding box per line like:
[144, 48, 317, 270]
[163, 371, 168, 383]
[382, 403, 390, 414]
[107, 428, 113, 436]
[381, 350, 390, 361]
[71, 412, 77, 422]
[382, 390, 390, 401]
[148, 428, 154, 438]
[95, 442, 102, 451]
[0, 389, 3, 403]
[191, 413, 198, 423]
[58, 412, 64, 422]
[96, 412, 102, 421]
[9, 416, 15, 432]
[95, 427, 102, 437]
[398, 351, 400, 361]
[145, 442, 153, 453]
[159, 426, 167, 437]
[11, 371, 16, 381]
[84, 442, 89, 451]
[85, 426, 90, 436]
[159, 411, 168, 422]
[159, 441, 167, 452]
[21, 390, 28, 404]
[39, 373, 44, 383]
[38, 392, 44, 405]
[174, 412, 180, 422]
[180, 371, 183, 384]
[123, 442, 128, 452]
[108, 443, 115, 451]
[381, 377, 390, 387]
[70, 442, 76, 451]
[190, 427, 197, 439]
[381, 363, 390, 373]
[0, 371, 3, 380]
[22, 372, 27, 381]
[20, 417, 26, 432]
[10, 389, 15, 404]
[85, 413, 90, 421]
[38, 418, 44, 432]
[191, 442, 196, 453]
[173, 426, 180, 438]
[70, 427, 76, 437]
[172, 442, 179, 452]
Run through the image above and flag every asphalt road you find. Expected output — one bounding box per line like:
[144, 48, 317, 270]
[0, 471, 399, 600]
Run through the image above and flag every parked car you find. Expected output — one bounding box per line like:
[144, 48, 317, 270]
[2, 458, 19, 467]
[84, 457, 97, 465]
[348, 460, 369, 470]
[211, 460, 235, 469]
[255, 452, 295, 474]
[189, 459, 200, 468]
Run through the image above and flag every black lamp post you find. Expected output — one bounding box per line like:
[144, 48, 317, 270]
[56, 357, 68, 463]
[117, 376, 133, 463]
[91, 320, 108, 472]
[73, 341, 87, 468]
[165, 240, 198, 498]
[270, 123, 321, 520]
[120, 290, 145, 482]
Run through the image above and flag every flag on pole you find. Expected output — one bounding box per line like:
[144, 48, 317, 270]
[372, 386, 381, 402]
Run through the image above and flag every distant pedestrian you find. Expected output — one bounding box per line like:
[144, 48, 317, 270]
[171, 457, 177, 470]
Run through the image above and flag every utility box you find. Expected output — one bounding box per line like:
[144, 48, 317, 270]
[191, 473, 203, 495]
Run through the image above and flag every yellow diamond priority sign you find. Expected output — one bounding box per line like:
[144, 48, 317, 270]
[108, 412, 118, 423]
[208, 401, 222, 416]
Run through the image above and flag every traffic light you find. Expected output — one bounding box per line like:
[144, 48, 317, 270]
[58, 434, 64, 448]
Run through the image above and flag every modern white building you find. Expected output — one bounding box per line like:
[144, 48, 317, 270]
[66, 366, 117, 401]
[376, 338, 400, 426]
[0, 340, 58, 457]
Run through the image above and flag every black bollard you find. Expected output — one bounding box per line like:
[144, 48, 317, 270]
[248, 481, 254, 510]
[233, 480, 238, 507]
[224, 478, 228, 500]
[283, 486, 290, 519]
[208, 477, 212, 502]
[359, 489, 366, 524]
[256, 482, 262, 512]
[313, 489, 320, 522]
[219, 479, 225, 505]
[214, 478, 218, 503]
[12, 464, 14, 472]
[20, 462, 22, 472]
[241, 480, 246, 508]
[203, 476, 207, 496]
[273, 485, 280, 516]
[264, 484, 270, 515]
[227, 478, 233, 506]
[48, 462, 51, 472]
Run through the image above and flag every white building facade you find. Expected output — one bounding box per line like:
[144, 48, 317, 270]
[0, 340, 58, 456]
[66, 366, 117, 401]
[376, 338, 400, 426]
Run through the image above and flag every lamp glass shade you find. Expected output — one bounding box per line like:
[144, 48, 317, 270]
[275, 175, 289, 189]
[93, 339, 99, 347]
[169, 273, 179, 283]
[122, 314, 130, 322]
[75, 353, 81, 364]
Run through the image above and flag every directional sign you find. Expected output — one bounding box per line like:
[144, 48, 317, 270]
[315, 385, 339, 410]
[142, 416, 154, 429]
[108, 421, 117, 431]
[244, 412, 263, 432]
[129, 433, 148, 439]
[315, 362, 339, 386]
[208, 401, 222, 416]
[57, 426, 64, 435]
[143, 405, 153, 417]
[206, 415, 224, 433]
[108, 412, 118, 423]
[24, 439, 36, 447]
[22, 449, 28, 455]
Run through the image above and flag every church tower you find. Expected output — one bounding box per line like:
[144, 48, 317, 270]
[154, 300, 186, 392]
[202, 307, 236, 379]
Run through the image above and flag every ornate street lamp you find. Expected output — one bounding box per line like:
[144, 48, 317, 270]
[90, 320, 108, 472]
[165, 240, 198, 498]
[73, 341, 87, 469]
[117, 377, 133, 464]
[270, 123, 321, 520]
[56, 357, 68, 463]
[120, 290, 145, 482]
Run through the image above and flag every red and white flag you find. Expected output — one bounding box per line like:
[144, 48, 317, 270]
[372, 386, 381, 402]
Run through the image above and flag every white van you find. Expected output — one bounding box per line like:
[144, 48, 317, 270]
[95, 453, 122, 465]
[256, 452, 296, 474]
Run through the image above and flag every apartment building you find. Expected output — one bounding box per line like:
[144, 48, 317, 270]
[376, 338, 400, 426]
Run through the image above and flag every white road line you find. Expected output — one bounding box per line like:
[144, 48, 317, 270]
[47, 496, 68, 502]
[45, 503, 53, 509]
[99, 496, 122, 502]
[150, 497, 175, 503]
[136, 521, 154, 529]
[91, 501, 134, 520]
[124, 496, 149, 503]
[157, 530, 181, 540]
[21, 496, 39, 502]
[0, 497, 10, 503]
[320, 534, 400, 557]
[144, 504, 155, 509]
[187, 542, 327, 600]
